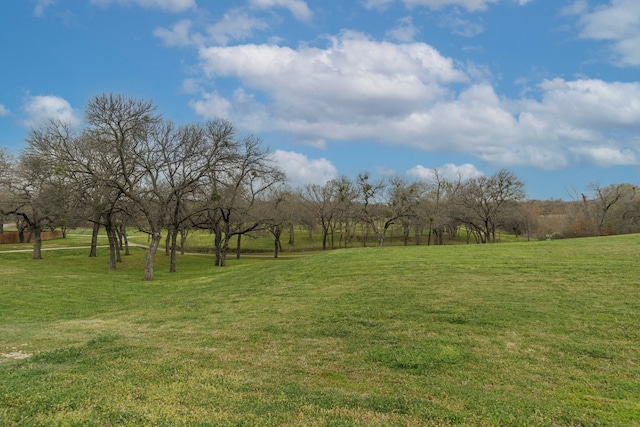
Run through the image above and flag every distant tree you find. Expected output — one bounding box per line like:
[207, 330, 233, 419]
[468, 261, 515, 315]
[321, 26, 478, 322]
[4, 152, 70, 259]
[452, 169, 526, 243]
[501, 200, 541, 241]
[589, 183, 636, 236]
[208, 134, 285, 266]
[259, 186, 293, 258]
[0, 147, 13, 234]
[355, 173, 422, 246]
[302, 180, 340, 250]
[418, 169, 457, 245]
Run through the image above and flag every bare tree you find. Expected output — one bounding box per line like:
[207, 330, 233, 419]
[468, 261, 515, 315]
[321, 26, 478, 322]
[84, 93, 164, 280]
[452, 169, 525, 243]
[301, 178, 350, 250]
[3, 152, 70, 259]
[0, 147, 13, 234]
[355, 173, 419, 246]
[208, 135, 285, 266]
[589, 183, 636, 236]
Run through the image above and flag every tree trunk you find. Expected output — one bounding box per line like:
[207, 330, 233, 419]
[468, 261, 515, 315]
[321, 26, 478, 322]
[236, 234, 241, 259]
[180, 228, 186, 255]
[169, 228, 178, 273]
[288, 223, 294, 245]
[321, 225, 328, 250]
[403, 223, 410, 246]
[220, 235, 230, 267]
[115, 228, 122, 263]
[121, 224, 130, 256]
[144, 232, 161, 281]
[213, 227, 222, 266]
[32, 225, 42, 260]
[274, 228, 282, 258]
[89, 220, 100, 257]
[106, 225, 117, 271]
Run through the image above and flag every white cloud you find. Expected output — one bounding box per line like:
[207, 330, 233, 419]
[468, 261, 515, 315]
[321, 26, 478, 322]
[196, 31, 467, 123]
[33, 0, 56, 17]
[362, 0, 395, 11]
[90, 0, 196, 12]
[154, 10, 269, 47]
[560, 0, 587, 16]
[249, 0, 312, 22]
[397, 0, 498, 12]
[184, 28, 640, 170]
[205, 9, 269, 45]
[438, 9, 485, 37]
[570, 146, 637, 167]
[0, 104, 9, 117]
[365, 0, 532, 12]
[526, 78, 640, 130]
[386, 16, 419, 42]
[189, 91, 233, 120]
[272, 150, 338, 187]
[22, 95, 80, 128]
[407, 163, 484, 182]
[574, 0, 640, 66]
[154, 19, 196, 47]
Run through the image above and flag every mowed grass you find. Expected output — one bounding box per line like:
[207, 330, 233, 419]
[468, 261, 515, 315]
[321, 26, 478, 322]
[0, 235, 639, 426]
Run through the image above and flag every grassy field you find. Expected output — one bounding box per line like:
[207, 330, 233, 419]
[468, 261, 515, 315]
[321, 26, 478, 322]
[0, 234, 639, 425]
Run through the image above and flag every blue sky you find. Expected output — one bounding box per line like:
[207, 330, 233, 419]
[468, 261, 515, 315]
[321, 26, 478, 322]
[1, 0, 640, 199]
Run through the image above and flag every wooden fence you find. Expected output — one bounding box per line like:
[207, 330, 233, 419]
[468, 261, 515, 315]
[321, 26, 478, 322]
[0, 230, 64, 244]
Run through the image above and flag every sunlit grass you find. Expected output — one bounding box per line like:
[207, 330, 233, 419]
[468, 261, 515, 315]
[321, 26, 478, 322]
[1, 235, 639, 425]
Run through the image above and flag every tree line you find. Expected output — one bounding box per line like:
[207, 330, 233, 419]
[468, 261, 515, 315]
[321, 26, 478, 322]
[1, 94, 639, 280]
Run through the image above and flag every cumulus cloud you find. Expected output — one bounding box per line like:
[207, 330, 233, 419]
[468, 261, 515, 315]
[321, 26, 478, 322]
[386, 16, 419, 42]
[572, 0, 640, 66]
[22, 95, 80, 128]
[182, 28, 640, 171]
[0, 104, 9, 117]
[407, 163, 484, 182]
[151, 4, 640, 173]
[33, 0, 56, 17]
[249, 0, 312, 22]
[570, 145, 637, 167]
[90, 0, 196, 12]
[205, 9, 269, 45]
[154, 19, 196, 47]
[154, 9, 270, 47]
[438, 9, 485, 37]
[271, 150, 338, 187]
[195, 31, 467, 129]
[409, 0, 498, 10]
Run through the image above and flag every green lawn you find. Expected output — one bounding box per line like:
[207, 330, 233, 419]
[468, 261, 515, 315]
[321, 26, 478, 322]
[0, 235, 639, 425]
